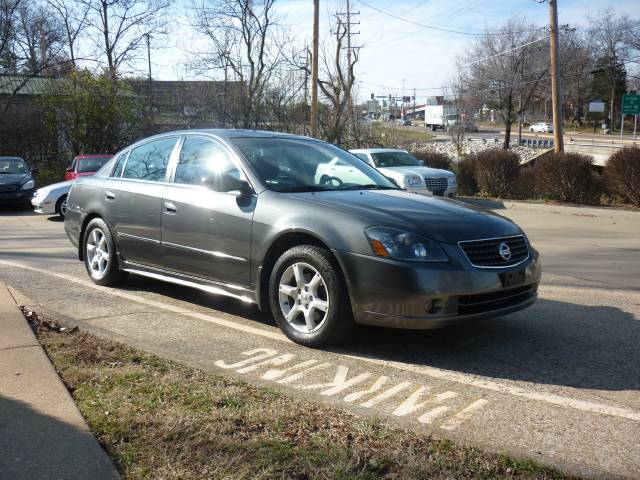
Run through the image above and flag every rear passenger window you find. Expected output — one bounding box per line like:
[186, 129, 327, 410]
[122, 137, 177, 181]
[111, 152, 128, 177]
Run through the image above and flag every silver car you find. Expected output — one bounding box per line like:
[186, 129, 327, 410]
[350, 149, 457, 197]
[65, 130, 540, 347]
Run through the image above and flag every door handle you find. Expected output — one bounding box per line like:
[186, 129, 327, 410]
[105, 190, 115, 201]
[164, 201, 177, 214]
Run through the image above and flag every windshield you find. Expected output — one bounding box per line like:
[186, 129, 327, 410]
[77, 157, 111, 173]
[371, 151, 421, 168]
[0, 157, 28, 174]
[233, 138, 397, 192]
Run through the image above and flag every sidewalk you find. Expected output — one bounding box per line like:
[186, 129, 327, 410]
[0, 283, 119, 480]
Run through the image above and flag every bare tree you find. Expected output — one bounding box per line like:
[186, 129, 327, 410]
[588, 9, 630, 131]
[80, 0, 171, 77]
[47, 0, 90, 68]
[0, 0, 21, 70]
[458, 19, 548, 149]
[317, 15, 358, 145]
[191, 0, 285, 129]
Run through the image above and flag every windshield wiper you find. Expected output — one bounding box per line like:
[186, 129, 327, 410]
[339, 184, 398, 190]
[277, 185, 336, 192]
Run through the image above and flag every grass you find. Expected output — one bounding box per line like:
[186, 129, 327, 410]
[371, 123, 436, 146]
[35, 325, 572, 480]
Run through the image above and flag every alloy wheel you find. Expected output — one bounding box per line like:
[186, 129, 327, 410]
[278, 262, 330, 333]
[86, 228, 109, 279]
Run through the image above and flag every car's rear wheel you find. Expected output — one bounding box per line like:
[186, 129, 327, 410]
[269, 245, 353, 347]
[55, 194, 67, 218]
[83, 218, 127, 286]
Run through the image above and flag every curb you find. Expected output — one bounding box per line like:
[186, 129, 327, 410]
[457, 197, 640, 220]
[0, 283, 120, 480]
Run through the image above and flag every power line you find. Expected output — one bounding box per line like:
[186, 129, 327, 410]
[354, 0, 543, 36]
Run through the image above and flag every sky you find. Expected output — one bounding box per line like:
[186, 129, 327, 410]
[148, 0, 640, 103]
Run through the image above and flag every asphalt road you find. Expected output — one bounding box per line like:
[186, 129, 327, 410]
[1, 205, 639, 479]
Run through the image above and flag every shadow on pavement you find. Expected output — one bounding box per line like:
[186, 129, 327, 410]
[0, 396, 118, 479]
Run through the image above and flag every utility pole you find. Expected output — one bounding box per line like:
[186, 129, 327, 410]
[145, 33, 153, 126]
[303, 46, 310, 135]
[338, 0, 360, 144]
[310, 0, 319, 138]
[547, 0, 564, 152]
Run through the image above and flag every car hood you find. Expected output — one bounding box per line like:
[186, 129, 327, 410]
[289, 189, 521, 244]
[378, 166, 453, 178]
[0, 173, 30, 186]
[36, 180, 72, 195]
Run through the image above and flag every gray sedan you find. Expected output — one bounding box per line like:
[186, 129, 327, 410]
[64, 130, 540, 347]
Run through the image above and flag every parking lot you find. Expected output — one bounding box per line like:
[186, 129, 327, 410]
[1, 203, 639, 479]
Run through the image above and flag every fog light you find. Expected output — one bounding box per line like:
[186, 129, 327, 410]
[425, 299, 443, 314]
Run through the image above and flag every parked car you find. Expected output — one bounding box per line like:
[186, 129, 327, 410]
[0, 156, 38, 207]
[398, 116, 412, 126]
[31, 180, 73, 218]
[65, 130, 540, 347]
[529, 122, 553, 133]
[64, 154, 113, 181]
[350, 148, 457, 197]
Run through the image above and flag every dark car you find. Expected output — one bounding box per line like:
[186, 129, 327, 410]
[64, 154, 114, 181]
[64, 130, 541, 347]
[0, 156, 38, 207]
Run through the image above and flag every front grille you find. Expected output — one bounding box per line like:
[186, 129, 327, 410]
[0, 184, 18, 193]
[424, 177, 448, 196]
[459, 235, 529, 267]
[458, 284, 537, 315]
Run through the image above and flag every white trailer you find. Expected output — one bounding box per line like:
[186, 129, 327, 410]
[423, 105, 458, 131]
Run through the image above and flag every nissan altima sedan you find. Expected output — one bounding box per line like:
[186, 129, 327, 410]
[64, 130, 540, 347]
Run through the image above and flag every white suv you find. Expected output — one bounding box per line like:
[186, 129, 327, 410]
[349, 148, 457, 197]
[529, 122, 553, 133]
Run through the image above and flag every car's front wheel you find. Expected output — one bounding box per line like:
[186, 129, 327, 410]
[55, 194, 67, 218]
[83, 218, 127, 286]
[269, 245, 353, 347]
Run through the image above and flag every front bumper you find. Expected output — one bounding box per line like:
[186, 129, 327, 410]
[406, 185, 457, 198]
[0, 188, 35, 204]
[31, 195, 57, 214]
[335, 248, 541, 329]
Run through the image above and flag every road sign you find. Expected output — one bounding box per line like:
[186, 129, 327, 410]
[588, 100, 605, 113]
[622, 94, 640, 115]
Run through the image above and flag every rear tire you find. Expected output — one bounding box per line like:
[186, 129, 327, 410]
[269, 245, 353, 347]
[83, 218, 127, 286]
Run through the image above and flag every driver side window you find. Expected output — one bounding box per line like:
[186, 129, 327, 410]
[175, 136, 241, 187]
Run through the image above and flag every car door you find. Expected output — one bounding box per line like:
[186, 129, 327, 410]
[102, 136, 179, 268]
[161, 135, 255, 289]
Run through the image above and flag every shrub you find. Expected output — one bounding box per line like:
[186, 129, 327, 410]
[533, 152, 603, 204]
[453, 156, 478, 196]
[411, 150, 452, 170]
[468, 149, 520, 198]
[605, 146, 640, 207]
[36, 167, 66, 187]
[513, 166, 537, 200]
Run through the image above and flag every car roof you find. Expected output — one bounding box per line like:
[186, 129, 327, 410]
[0, 156, 25, 161]
[75, 154, 113, 159]
[349, 148, 407, 154]
[143, 129, 318, 142]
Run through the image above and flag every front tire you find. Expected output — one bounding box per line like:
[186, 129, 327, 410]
[269, 245, 353, 347]
[55, 194, 67, 218]
[83, 218, 127, 286]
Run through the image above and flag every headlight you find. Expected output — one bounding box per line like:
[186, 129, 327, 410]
[364, 226, 448, 262]
[404, 175, 423, 186]
[20, 180, 35, 190]
[447, 176, 456, 186]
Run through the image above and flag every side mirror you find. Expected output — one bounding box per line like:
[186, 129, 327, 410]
[31, 168, 39, 175]
[418, 160, 424, 166]
[205, 172, 253, 195]
[65, 167, 73, 172]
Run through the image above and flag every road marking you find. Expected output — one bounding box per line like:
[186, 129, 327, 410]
[361, 382, 413, 408]
[2, 258, 640, 423]
[344, 376, 390, 403]
[303, 366, 372, 396]
[418, 406, 451, 424]
[441, 399, 489, 430]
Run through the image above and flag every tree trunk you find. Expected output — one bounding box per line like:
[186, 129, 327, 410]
[503, 123, 512, 150]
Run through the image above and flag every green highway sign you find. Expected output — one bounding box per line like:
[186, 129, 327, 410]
[622, 94, 640, 115]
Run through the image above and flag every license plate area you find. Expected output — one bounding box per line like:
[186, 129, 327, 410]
[500, 269, 526, 288]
